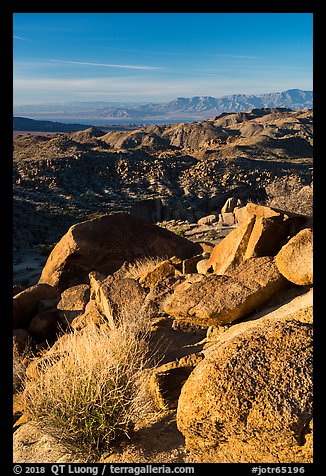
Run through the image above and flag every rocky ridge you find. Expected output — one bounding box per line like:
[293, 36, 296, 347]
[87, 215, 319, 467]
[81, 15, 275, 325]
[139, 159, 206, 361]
[13, 108, 312, 250]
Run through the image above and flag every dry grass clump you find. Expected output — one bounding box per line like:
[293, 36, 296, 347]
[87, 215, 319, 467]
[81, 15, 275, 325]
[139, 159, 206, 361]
[13, 342, 30, 393]
[264, 175, 313, 216]
[23, 302, 155, 459]
[125, 256, 166, 280]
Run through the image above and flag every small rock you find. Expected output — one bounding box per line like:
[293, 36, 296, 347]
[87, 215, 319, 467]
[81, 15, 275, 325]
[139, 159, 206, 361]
[221, 197, 238, 213]
[150, 352, 204, 409]
[196, 259, 210, 274]
[139, 260, 176, 289]
[13, 284, 60, 329]
[197, 214, 217, 226]
[28, 310, 65, 341]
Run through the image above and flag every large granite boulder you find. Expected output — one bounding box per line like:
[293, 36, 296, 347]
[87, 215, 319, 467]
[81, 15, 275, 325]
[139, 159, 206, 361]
[38, 212, 201, 292]
[177, 292, 313, 462]
[276, 228, 313, 285]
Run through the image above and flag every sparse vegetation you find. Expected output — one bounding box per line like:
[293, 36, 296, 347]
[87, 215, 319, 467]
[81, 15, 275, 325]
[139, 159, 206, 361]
[22, 302, 155, 459]
[125, 256, 166, 280]
[13, 341, 31, 393]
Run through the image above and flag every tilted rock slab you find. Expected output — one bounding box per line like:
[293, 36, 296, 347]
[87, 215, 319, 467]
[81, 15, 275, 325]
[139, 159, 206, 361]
[177, 299, 313, 462]
[94, 275, 146, 328]
[276, 227, 313, 285]
[38, 212, 201, 292]
[205, 216, 255, 274]
[163, 257, 288, 327]
[206, 203, 308, 275]
[139, 260, 177, 289]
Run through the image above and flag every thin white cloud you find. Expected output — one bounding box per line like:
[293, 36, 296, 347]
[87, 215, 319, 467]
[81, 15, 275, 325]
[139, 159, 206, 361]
[14, 35, 33, 41]
[211, 54, 263, 59]
[48, 59, 164, 70]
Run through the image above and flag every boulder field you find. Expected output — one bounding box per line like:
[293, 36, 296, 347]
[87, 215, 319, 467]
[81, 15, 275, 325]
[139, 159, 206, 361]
[13, 202, 313, 463]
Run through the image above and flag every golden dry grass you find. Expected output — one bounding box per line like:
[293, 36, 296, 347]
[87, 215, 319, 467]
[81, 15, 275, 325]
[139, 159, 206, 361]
[125, 257, 166, 280]
[13, 340, 32, 393]
[22, 301, 156, 459]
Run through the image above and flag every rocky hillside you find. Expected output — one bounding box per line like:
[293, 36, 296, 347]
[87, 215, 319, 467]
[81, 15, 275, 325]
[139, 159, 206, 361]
[13, 108, 313, 249]
[13, 204, 313, 463]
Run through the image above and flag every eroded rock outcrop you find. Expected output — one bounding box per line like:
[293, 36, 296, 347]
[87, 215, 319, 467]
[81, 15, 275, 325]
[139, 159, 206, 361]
[205, 203, 308, 274]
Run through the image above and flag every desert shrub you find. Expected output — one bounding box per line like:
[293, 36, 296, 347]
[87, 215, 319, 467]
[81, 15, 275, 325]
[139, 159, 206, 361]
[125, 256, 166, 280]
[23, 302, 155, 458]
[264, 175, 313, 216]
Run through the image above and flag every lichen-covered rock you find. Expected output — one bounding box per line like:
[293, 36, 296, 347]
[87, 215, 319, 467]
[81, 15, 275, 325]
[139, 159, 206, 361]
[177, 308, 313, 462]
[57, 284, 90, 311]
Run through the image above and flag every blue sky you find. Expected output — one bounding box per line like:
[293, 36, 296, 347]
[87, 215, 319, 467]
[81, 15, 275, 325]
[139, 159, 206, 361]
[13, 13, 313, 105]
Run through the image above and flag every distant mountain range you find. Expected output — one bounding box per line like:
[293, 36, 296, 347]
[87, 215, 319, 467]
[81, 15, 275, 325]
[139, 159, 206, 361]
[13, 89, 312, 123]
